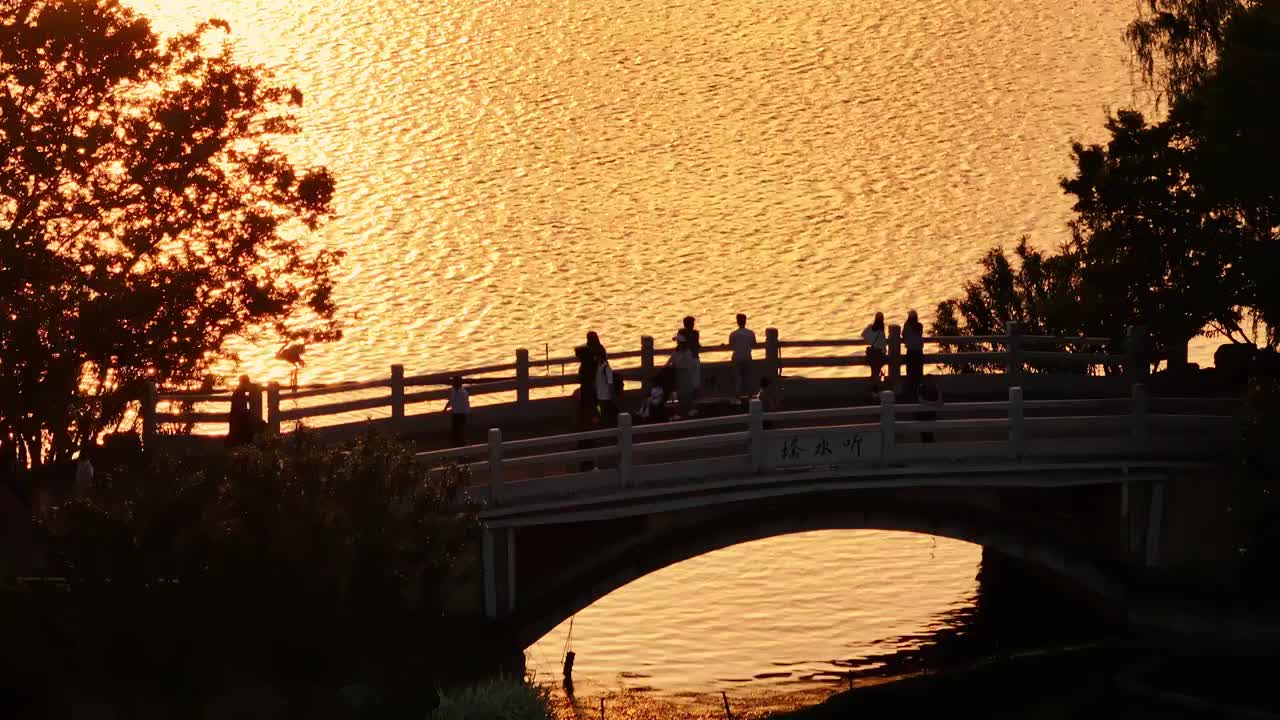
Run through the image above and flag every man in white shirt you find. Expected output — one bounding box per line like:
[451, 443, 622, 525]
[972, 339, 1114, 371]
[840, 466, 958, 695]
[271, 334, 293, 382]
[444, 376, 470, 447]
[729, 313, 757, 397]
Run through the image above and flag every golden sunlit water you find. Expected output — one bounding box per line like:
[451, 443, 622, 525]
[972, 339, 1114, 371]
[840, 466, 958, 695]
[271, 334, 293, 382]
[129, 0, 1136, 710]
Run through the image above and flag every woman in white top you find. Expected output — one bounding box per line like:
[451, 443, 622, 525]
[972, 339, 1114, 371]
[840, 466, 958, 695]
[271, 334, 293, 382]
[595, 355, 617, 424]
[670, 335, 697, 417]
[444, 376, 470, 447]
[862, 312, 888, 387]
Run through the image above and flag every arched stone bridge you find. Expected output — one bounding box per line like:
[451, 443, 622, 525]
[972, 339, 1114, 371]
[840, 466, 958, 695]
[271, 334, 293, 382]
[421, 383, 1242, 647]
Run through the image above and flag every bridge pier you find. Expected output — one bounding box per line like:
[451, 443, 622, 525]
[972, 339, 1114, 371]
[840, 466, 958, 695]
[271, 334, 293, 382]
[483, 526, 518, 619]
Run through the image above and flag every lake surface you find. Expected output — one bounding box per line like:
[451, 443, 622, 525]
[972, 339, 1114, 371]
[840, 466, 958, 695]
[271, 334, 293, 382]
[130, 0, 1136, 708]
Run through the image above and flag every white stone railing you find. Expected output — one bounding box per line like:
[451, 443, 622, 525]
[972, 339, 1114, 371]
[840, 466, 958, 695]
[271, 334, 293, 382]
[144, 323, 1150, 445]
[426, 383, 1238, 509]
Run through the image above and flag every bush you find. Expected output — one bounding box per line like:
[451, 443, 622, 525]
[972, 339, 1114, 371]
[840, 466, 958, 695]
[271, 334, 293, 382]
[19, 429, 481, 691]
[433, 677, 553, 720]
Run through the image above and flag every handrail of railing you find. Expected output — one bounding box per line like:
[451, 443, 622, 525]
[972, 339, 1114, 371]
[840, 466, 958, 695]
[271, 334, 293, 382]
[281, 378, 389, 400]
[924, 335, 1010, 343]
[501, 444, 619, 469]
[1021, 351, 1119, 364]
[895, 417, 1010, 431]
[924, 351, 1009, 364]
[405, 361, 521, 386]
[415, 442, 491, 464]
[777, 339, 867, 348]
[634, 431, 751, 454]
[280, 394, 389, 421]
[156, 411, 227, 424]
[157, 391, 232, 403]
[500, 426, 620, 451]
[631, 413, 749, 436]
[1023, 398, 1131, 410]
[1020, 335, 1113, 345]
[762, 406, 883, 423]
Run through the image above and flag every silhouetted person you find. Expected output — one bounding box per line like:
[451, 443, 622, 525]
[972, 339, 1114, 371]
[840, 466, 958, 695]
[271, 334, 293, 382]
[73, 442, 94, 495]
[862, 312, 887, 389]
[917, 376, 941, 443]
[574, 344, 601, 470]
[586, 331, 607, 363]
[640, 364, 676, 423]
[754, 375, 782, 412]
[729, 313, 757, 397]
[670, 335, 697, 417]
[903, 309, 925, 399]
[575, 344, 599, 424]
[754, 376, 782, 430]
[444, 376, 470, 447]
[226, 374, 255, 447]
[595, 351, 617, 426]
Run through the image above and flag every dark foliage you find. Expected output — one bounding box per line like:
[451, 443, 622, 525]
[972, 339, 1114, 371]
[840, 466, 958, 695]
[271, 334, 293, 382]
[939, 2, 1278, 366]
[16, 430, 480, 692]
[0, 0, 342, 467]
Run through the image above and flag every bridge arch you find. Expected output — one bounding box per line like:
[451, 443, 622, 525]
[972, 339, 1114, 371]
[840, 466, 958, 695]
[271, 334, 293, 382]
[501, 489, 1132, 647]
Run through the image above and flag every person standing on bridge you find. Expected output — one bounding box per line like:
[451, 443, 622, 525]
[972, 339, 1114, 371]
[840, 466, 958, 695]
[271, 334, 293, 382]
[575, 342, 600, 424]
[903, 309, 925, 400]
[729, 313, 757, 398]
[862, 312, 888, 390]
[444, 376, 471, 447]
[675, 317, 702, 415]
[226, 374, 256, 447]
[586, 331, 608, 363]
[595, 352, 618, 426]
[670, 333, 697, 418]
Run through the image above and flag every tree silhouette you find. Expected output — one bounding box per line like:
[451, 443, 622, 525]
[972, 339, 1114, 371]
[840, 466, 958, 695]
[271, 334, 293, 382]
[0, 0, 342, 466]
[940, 2, 1278, 366]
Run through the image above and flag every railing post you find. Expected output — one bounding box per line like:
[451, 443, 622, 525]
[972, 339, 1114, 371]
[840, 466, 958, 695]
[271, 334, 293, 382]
[1131, 382, 1149, 450]
[1005, 321, 1023, 382]
[267, 382, 281, 435]
[390, 364, 405, 425]
[488, 427, 504, 504]
[765, 328, 780, 377]
[515, 349, 530, 411]
[1126, 325, 1149, 384]
[142, 381, 158, 450]
[641, 335, 655, 392]
[749, 398, 765, 472]
[1009, 386, 1024, 459]
[618, 412, 633, 487]
[879, 390, 895, 465]
[888, 324, 902, 384]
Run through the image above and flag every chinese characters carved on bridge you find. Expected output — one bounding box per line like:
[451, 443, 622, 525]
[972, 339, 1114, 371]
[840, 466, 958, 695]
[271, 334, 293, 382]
[770, 429, 879, 469]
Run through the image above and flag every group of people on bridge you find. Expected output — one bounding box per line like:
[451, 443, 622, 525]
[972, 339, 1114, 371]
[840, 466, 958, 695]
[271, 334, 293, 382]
[433, 311, 943, 447]
[569, 315, 780, 432]
[559, 310, 937, 432]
